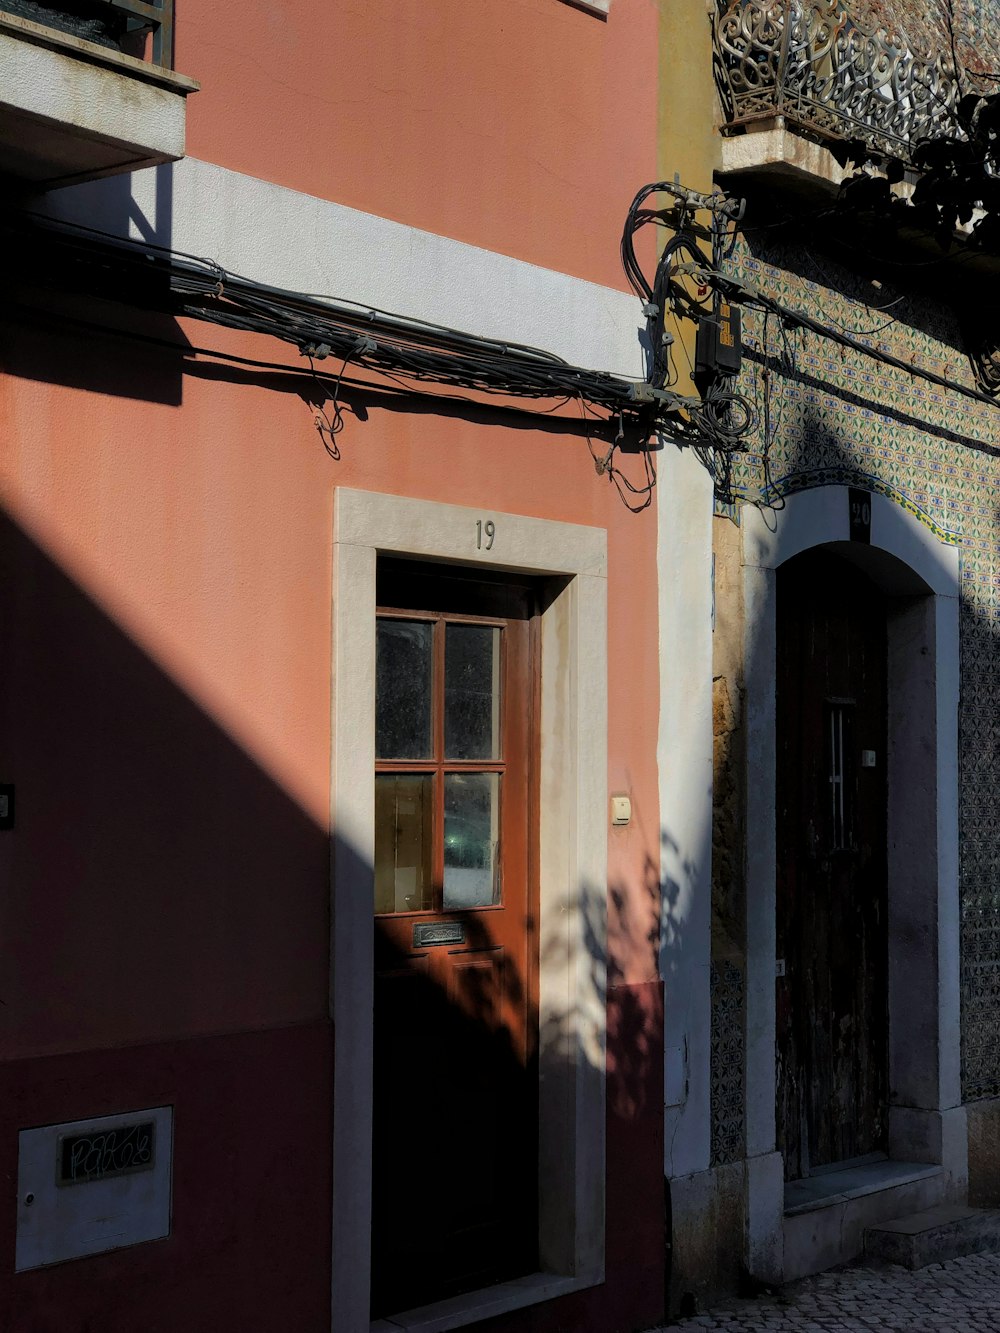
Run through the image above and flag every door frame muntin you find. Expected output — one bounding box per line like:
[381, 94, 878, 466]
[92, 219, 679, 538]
[740, 484, 962, 1281]
[332, 487, 608, 1332]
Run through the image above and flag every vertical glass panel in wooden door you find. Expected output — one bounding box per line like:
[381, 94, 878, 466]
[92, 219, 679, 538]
[376, 619, 433, 759]
[443, 772, 499, 909]
[444, 624, 500, 760]
[374, 774, 433, 913]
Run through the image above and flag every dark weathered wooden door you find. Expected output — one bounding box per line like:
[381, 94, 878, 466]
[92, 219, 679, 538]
[776, 548, 888, 1181]
[370, 562, 538, 1318]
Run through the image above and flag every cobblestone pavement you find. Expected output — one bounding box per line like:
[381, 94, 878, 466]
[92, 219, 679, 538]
[656, 1250, 1000, 1330]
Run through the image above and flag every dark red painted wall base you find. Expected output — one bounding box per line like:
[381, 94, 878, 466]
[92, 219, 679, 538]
[0, 1022, 333, 1333]
[0, 987, 662, 1333]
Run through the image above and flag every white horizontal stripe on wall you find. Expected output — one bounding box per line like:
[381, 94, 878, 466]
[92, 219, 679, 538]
[47, 158, 646, 380]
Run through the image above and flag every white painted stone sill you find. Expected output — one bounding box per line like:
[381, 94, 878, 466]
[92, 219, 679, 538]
[0, 11, 199, 93]
[558, 0, 610, 15]
[784, 1161, 943, 1218]
[370, 1271, 599, 1332]
[720, 120, 985, 256]
[719, 118, 845, 189]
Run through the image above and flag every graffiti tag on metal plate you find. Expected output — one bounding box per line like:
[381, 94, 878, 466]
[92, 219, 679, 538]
[57, 1121, 156, 1186]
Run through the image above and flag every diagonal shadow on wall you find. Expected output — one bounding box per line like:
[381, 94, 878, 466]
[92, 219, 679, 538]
[0, 504, 667, 1333]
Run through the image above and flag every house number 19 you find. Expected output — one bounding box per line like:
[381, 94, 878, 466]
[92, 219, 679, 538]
[476, 519, 496, 550]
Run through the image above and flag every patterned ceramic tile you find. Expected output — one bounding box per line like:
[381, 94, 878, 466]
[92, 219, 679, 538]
[710, 957, 747, 1165]
[719, 230, 1000, 1103]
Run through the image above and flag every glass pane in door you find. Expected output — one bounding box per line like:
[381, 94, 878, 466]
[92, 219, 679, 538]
[376, 619, 433, 759]
[443, 773, 500, 909]
[375, 774, 433, 913]
[444, 624, 500, 760]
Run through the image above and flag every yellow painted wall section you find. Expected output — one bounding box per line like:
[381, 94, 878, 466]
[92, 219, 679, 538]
[659, 0, 720, 195]
[658, 0, 722, 395]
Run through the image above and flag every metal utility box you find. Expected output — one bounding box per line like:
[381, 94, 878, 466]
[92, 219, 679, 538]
[15, 1106, 173, 1271]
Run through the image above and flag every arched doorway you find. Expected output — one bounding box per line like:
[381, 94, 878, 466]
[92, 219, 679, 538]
[775, 548, 888, 1180]
[739, 486, 962, 1282]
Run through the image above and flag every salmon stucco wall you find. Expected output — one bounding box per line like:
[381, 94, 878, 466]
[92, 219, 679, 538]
[2, 210, 664, 1333]
[2, 0, 668, 1322]
[177, 0, 660, 290]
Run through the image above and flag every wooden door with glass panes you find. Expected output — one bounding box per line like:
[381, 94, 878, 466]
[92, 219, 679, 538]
[370, 560, 538, 1319]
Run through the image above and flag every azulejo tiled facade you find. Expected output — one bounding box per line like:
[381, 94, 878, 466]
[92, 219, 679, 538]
[710, 957, 747, 1165]
[723, 231, 1000, 1104]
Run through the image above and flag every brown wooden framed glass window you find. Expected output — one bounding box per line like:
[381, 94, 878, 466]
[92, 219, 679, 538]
[373, 560, 533, 918]
[375, 610, 507, 914]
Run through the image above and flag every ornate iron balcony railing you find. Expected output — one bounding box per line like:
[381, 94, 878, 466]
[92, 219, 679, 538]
[713, 0, 959, 158]
[1, 0, 173, 68]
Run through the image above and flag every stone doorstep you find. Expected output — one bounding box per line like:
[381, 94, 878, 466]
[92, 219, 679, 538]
[784, 1160, 943, 1217]
[865, 1205, 1000, 1270]
[782, 1163, 950, 1284]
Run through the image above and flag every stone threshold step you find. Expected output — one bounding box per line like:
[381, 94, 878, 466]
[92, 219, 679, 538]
[784, 1160, 942, 1217]
[865, 1204, 1000, 1270]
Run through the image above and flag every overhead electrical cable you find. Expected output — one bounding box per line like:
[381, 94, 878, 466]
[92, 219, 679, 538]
[9, 211, 702, 435]
[618, 177, 1000, 506]
[682, 262, 1000, 411]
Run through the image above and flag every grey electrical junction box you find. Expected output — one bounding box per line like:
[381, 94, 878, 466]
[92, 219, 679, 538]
[15, 1105, 173, 1271]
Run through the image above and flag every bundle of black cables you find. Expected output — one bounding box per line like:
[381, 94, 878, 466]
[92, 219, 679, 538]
[12, 209, 702, 430]
[621, 183, 757, 471]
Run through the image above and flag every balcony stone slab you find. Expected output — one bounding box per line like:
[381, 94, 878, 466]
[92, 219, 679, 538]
[0, 12, 197, 190]
[719, 118, 846, 195]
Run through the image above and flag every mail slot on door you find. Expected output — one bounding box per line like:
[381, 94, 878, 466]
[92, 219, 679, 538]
[413, 922, 466, 948]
